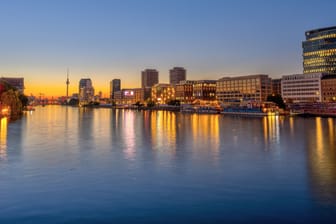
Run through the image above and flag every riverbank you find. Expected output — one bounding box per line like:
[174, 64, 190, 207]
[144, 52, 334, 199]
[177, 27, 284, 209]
[59, 103, 336, 118]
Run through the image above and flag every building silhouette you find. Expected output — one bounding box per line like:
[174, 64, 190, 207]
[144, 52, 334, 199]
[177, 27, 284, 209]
[141, 69, 159, 88]
[110, 79, 121, 100]
[169, 67, 186, 85]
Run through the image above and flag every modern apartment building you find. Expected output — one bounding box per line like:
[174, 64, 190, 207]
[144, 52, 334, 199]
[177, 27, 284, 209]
[169, 67, 186, 85]
[216, 75, 272, 103]
[303, 26, 336, 74]
[281, 73, 322, 103]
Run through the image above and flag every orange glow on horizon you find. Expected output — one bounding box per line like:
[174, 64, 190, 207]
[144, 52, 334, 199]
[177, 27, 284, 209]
[24, 79, 140, 98]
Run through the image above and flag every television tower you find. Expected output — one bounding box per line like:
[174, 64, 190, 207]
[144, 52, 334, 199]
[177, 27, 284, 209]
[66, 68, 70, 100]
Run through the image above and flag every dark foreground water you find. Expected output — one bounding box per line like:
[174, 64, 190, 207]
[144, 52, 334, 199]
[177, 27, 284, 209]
[0, 106, 335, 223]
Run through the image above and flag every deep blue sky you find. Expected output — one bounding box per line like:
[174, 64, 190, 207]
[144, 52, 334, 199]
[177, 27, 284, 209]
[0, 0, 335, 96]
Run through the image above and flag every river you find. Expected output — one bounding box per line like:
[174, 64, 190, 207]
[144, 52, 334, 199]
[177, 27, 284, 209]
[0, 106, 335, 223]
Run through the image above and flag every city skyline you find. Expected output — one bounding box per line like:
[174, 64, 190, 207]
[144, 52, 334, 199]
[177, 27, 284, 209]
[1, 0, 336, 97]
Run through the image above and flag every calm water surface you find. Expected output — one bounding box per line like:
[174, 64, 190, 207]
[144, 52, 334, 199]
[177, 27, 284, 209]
[0, 106, 336, 223]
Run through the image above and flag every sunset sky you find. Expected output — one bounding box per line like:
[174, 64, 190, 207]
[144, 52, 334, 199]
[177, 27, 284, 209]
[1, 0, 335, 97]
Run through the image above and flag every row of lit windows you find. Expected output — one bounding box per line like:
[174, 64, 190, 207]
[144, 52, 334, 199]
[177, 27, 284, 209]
[306, 33, 336, 41]
[218, 94, 261, 97]
[304, 55, 336, 61]
[303, 49, 336, 56]
[218, 80, 260, 83]
[282, 84, 319, 89]
[304, 57, 336, 65]
[217, 96, 263, 99]
[217, 86, 258, 90]
[304, 60, 336, 66]
[282, 80, 319, 84]
[283, 87, 319, 91]
[303, 58, 325, 65]
[193, 84, 216, 88]
[217, 84, 265, 89]
[283, 92, 319, 96]
[217, 90, 260, 94]
[304, 62, 336, 68]
[282, 89, 319, 95]
[217, 82, 262, 87]
[217, 91, 260, 95]
[304, 68, 336, 73]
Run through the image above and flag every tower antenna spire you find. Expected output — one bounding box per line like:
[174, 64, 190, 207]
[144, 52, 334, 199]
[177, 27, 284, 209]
[66, 68, 70, 102]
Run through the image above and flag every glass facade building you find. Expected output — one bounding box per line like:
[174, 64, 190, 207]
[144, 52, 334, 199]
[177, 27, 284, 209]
[303, 26, 336, 74]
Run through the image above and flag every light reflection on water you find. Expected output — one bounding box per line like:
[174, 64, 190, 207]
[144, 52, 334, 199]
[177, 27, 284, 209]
[0, 106, 336, 223]
[307, 117, 336, 204]
[0, 117, 8, 161]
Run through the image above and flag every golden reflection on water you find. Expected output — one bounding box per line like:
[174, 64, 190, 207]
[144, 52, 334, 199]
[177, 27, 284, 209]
[190, 114, 220, 155]
[289, 117, 294, 136]
[262, 116, 280, 146]
[0, 117, 8, 160]
[315, 118, 324, 156]
[150, 111, 177, 153]
[123, 110, 136, 160]
[328, 118, 334, 148]
[308, 117, 336, 202]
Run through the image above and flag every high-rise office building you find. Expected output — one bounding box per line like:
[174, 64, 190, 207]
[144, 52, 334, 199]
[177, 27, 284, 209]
[110, 79, 121, 100]
[303, 26, 336, 74]
[169, 67, 186, 85]
[79, 78, 94, 104]
[141, 69, 159, 88]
